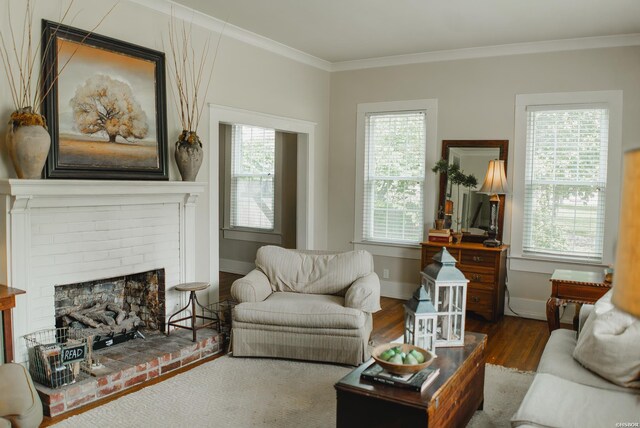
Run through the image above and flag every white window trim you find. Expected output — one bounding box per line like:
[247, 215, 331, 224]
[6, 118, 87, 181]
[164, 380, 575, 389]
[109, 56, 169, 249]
[354, 99, 438, 259]
[510, 90, 623, 274]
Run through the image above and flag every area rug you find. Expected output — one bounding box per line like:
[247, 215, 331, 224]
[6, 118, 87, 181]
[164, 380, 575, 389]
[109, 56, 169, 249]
[52, 357, 534, 428]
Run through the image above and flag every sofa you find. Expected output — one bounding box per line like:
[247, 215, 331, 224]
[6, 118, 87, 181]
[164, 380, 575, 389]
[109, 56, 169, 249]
[0, 363, 43, 428]
[230, 246, 381, 366]
[512, 303, 640, 427]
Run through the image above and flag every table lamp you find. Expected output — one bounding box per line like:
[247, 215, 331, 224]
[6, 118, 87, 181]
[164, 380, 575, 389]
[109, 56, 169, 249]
[478, 159, 508, 247]
[611, 149, 640, 318]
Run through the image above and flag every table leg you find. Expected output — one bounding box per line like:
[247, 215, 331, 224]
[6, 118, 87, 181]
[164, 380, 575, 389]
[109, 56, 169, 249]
[190, 291, 197, 342]
[546, 297, 560, 332]
[573, 303, 583, 331]
[2, 309, 14, 363]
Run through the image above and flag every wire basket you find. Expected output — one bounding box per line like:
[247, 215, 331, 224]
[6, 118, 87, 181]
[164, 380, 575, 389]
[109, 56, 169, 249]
[24, 328, 90, 388]
[206, 299, 236, 342]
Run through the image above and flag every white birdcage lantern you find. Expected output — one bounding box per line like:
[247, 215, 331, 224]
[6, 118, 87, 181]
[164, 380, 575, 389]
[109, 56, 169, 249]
[403, 286, 437, 353]
[421, 248, 469, 347]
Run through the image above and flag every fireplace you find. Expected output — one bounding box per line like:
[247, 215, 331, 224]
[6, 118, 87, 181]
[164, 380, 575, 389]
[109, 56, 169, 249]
[54, 269, 165, 349]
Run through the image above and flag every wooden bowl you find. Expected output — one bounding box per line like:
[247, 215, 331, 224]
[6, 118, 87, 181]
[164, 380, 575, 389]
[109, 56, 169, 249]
[372, 343, 436, 375]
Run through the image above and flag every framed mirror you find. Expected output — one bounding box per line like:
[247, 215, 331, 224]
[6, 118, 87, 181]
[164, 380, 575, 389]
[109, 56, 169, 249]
[437, 140, 508, 243]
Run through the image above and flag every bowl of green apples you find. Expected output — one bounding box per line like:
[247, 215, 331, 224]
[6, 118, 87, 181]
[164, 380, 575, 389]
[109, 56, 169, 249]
[372, 343, 436, 375]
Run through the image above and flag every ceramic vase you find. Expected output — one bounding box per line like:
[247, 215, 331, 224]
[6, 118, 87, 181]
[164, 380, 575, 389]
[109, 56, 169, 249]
[6, 119, 51, 179]
[175, 130, 203, 181]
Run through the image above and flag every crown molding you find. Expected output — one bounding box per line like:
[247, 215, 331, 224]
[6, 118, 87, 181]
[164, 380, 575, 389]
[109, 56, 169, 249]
[331, 33, 640, 72]
[126, 0, 640, 73]
[126, 0, 332, 71]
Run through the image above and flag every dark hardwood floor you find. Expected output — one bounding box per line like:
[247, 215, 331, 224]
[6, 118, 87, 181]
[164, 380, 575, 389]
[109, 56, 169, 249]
[220, 272, 551, 372]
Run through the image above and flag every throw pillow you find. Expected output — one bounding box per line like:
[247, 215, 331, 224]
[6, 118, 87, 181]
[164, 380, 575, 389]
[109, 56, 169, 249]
[573, 289, 640, 389]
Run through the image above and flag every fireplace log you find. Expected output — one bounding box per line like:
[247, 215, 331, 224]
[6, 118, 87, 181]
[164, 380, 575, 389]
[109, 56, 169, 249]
[86, 311, 116, 326]
[68, 312, 102, 328]
[107, 304, 127, 325]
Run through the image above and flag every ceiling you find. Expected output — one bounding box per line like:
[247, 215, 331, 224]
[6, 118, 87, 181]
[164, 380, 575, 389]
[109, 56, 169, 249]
[173, 0, 640, 63]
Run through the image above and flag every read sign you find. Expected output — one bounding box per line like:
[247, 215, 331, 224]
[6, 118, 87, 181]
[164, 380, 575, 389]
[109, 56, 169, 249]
[61, 344, 86, 364]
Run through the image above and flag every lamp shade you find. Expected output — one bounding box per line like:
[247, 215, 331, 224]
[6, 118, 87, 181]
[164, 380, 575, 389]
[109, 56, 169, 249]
[478, 159, 508, 195]
[612, 149, 640, 318]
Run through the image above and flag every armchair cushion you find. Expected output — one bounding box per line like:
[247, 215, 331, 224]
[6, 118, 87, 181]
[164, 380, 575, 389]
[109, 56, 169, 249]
[256, 246, 374, 295]
[233, 292, 366, 329]
[345, 272, 381, 313]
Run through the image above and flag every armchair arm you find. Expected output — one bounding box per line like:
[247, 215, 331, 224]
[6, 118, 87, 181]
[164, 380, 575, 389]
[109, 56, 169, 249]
[231, 269, 273, 303]
[345, 272, 381, 313]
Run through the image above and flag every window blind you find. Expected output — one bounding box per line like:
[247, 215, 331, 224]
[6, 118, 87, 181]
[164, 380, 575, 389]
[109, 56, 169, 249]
[230, 124, 275, 230]
[523, 105, 609, 261]
[363, 111, 426, 243]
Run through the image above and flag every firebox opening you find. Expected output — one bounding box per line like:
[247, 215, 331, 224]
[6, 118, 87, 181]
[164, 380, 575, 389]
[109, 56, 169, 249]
[54, 269, 165, 348]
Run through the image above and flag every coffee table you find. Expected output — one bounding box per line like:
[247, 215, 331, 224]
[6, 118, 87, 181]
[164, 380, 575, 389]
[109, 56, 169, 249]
[334, 332, 487, 428]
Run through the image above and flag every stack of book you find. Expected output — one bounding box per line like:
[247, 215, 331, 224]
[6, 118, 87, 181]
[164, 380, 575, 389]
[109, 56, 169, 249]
[361, 363, 440, 392]
[428, 228, 452, 243]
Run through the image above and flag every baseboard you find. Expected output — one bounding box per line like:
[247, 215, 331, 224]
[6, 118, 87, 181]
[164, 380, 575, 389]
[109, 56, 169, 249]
[219, 259, 254, 275]
[503, 296, 575, 323]
[380, 280, 416, 300]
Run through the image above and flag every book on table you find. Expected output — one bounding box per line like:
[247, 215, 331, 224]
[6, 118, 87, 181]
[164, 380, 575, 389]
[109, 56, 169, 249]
[361, 363, 440, 392]
[428, 235, 453, 243]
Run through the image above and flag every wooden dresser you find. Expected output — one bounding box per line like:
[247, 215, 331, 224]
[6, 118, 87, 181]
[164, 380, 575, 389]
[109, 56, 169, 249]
[421, 241, 508, 322]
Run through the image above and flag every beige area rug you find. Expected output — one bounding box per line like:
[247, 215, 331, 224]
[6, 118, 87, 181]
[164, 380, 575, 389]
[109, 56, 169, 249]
[52, 357, 534, 428]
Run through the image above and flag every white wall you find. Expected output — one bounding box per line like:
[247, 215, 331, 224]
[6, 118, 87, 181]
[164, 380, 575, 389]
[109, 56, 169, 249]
[328, 46, 640, 319]
[0, 0, 331, 300]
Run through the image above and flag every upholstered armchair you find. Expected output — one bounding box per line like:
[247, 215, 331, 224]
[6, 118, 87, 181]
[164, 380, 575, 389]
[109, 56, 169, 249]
[230, 246, 381, 366]
[0, 363, 43, 428]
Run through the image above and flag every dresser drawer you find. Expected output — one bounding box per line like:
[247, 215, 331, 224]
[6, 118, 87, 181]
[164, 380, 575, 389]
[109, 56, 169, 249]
[461, 270, 495, 290]
[466, 287, 494, 313]
[460, 250, 497, 268]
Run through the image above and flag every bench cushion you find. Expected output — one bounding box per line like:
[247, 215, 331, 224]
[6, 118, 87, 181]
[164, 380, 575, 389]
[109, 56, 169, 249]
[233, 292, 366, 329]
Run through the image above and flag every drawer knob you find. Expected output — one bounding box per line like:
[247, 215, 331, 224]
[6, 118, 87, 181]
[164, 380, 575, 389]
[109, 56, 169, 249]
[473, 256, 484, 262]
[471, 296, 480, 303]
[472, 274, 481, 281]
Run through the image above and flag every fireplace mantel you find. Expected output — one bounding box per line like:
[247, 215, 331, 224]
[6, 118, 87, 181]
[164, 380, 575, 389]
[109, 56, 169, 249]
[0, 179, 205, 204]
[0, 179, 206, 363]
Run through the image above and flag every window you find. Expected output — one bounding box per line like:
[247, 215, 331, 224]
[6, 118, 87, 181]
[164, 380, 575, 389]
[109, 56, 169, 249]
[523, 106, 608, 260]
[230, 124, 275, 230]
[364, 111, 426, 243]
[511, 91, 622, 272]
[354, 99, 438, 256]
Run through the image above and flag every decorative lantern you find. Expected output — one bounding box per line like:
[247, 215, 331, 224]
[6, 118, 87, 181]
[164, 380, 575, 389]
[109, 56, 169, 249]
[403, 286, 438, 353]
[421, 248, 469, 347]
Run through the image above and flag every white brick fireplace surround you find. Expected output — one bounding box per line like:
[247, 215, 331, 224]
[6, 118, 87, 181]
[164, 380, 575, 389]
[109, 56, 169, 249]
[0, 179, 205, 363]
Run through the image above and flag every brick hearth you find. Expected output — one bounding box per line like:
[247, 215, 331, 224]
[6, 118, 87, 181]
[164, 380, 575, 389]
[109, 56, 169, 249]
[36, 329, 222, 417]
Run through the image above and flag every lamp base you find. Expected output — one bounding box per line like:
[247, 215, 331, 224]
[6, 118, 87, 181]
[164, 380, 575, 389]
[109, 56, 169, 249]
[483, 238, 501, 248]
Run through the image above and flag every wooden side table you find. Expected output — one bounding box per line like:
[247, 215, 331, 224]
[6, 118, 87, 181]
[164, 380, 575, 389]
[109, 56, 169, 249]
[547, 269, 611, 332]
[0, 285, 26, 363]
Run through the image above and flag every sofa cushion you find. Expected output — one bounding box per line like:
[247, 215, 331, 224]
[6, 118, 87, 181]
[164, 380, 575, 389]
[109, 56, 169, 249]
[233, 292, 366, 329]
[256, 246, 374, 295]
[511, 373, 640, 428]
[573, 290, 640, 389]
[538, 329, 636, 394]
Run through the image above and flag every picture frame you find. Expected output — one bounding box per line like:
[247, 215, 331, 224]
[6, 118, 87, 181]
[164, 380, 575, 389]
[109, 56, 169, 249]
[41, 20, 168, 180]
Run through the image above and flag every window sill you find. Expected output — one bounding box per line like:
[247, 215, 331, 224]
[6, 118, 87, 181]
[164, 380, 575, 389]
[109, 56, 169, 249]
[508, 254, 607, 275]
[222, 228, 282, 245]
[352, 240, 421, 260]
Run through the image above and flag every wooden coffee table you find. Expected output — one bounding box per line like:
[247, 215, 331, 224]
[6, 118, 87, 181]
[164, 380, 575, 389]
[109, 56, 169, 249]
[335, 332, 487, 428]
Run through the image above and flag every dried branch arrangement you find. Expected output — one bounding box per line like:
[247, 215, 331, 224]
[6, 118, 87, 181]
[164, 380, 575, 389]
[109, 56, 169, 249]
[0, 0, 116, 126]
[167, 11, 225, 139]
